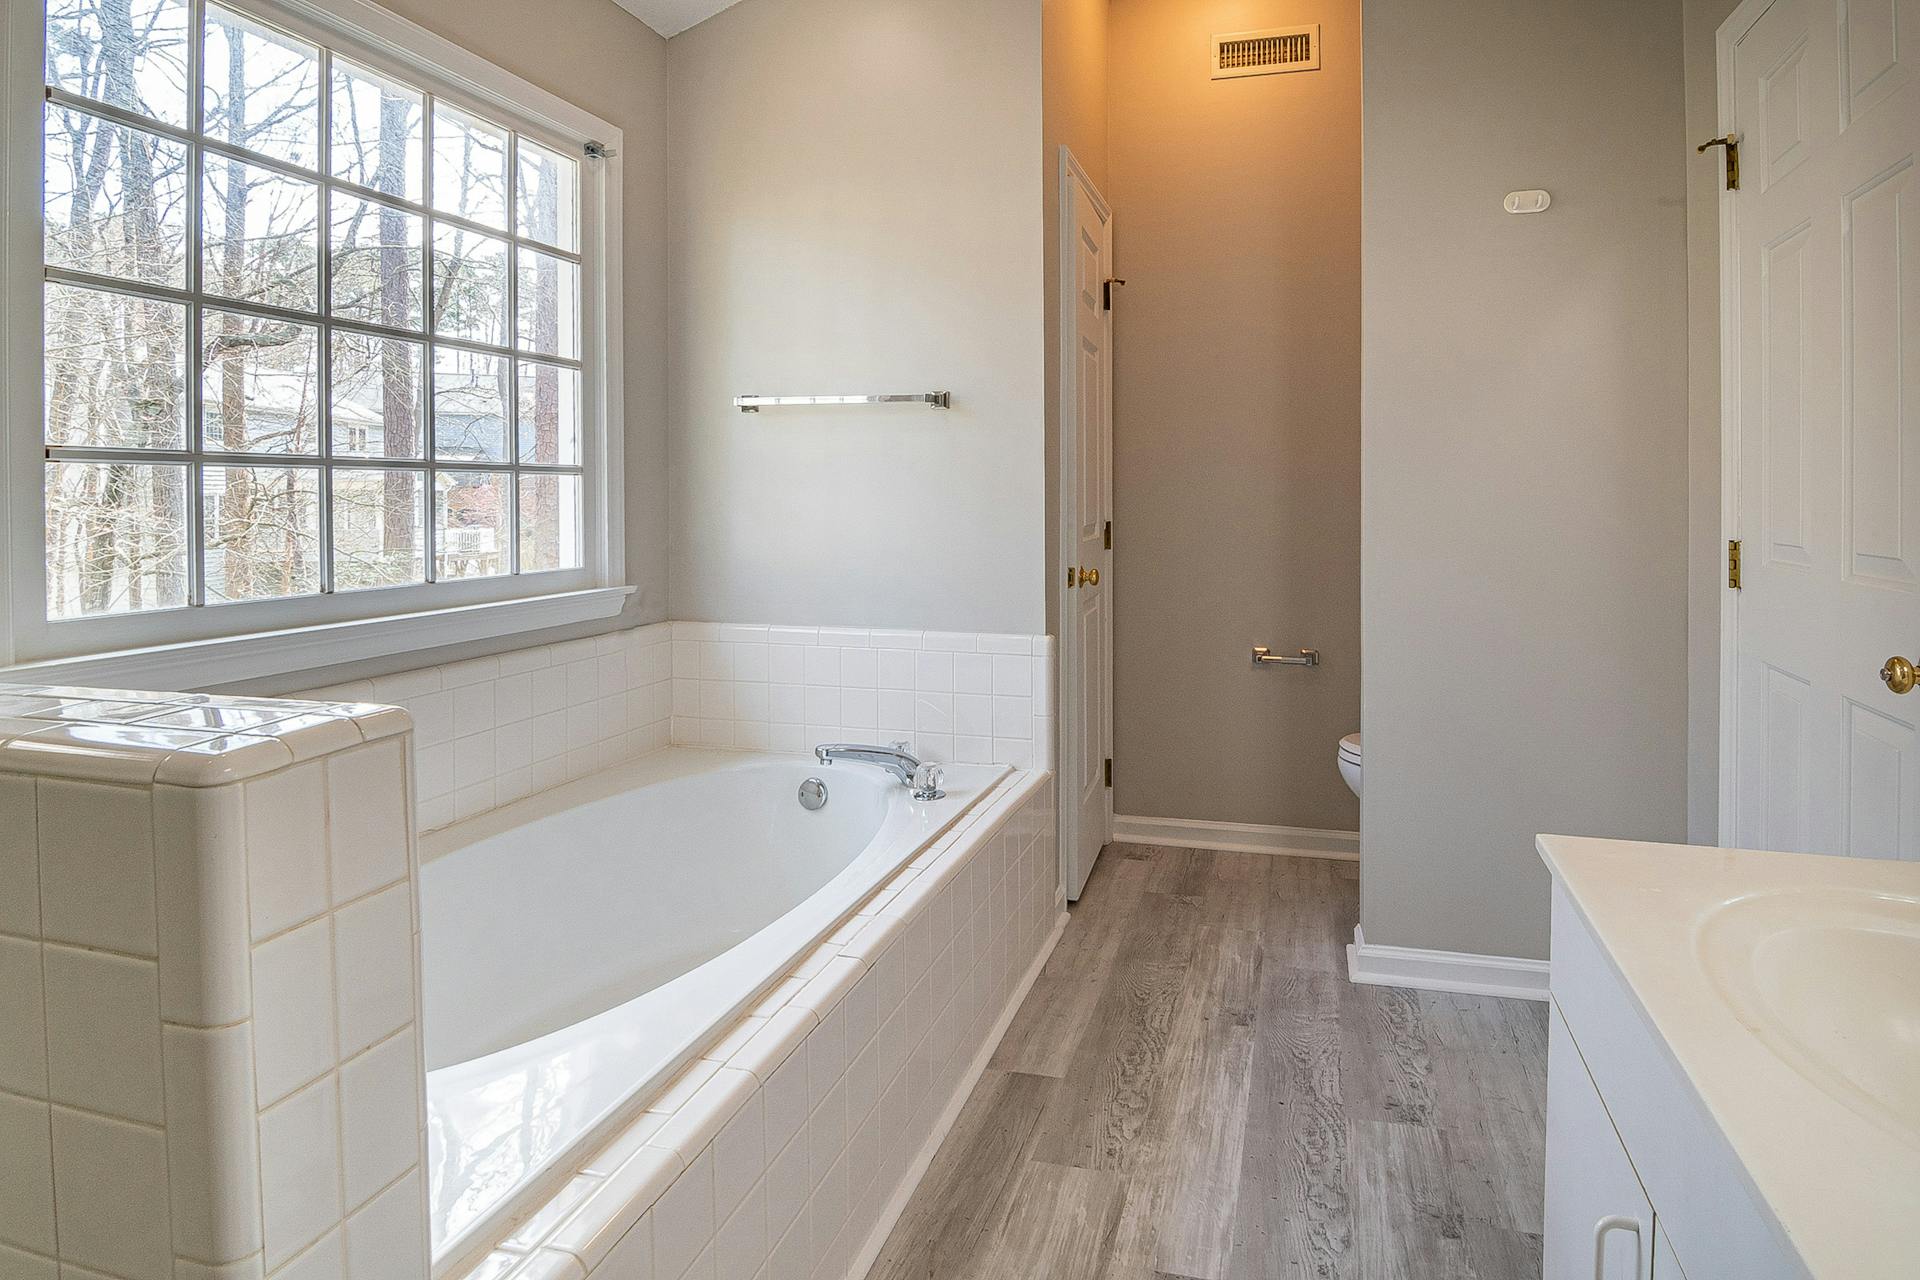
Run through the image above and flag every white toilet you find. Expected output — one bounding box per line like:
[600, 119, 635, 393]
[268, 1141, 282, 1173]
[1337, 733, 1362, 798]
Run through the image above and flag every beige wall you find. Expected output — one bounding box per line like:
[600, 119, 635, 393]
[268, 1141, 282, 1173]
[1684, 0, 1744, 843]
[1361, 0, 1691, 959]
[1107, 0, 1363, 831]
[1043, 0, 1110, 642]
[665, 0, 1047, 633]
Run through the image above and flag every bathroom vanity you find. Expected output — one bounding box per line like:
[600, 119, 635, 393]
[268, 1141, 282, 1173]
[1538, 835, 1920, 1280]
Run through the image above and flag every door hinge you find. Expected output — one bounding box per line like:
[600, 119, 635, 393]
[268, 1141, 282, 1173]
[1697, 134, 1739, 191]
[1104, 758, 1112, 787]
[1728, 539, 1742, 590]
[1103, 520, 1111, 550]
[1103, 278, 1126, 310]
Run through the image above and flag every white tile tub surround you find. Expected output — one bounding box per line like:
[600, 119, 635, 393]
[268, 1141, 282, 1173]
[287, 623, 673, 833]
[0, 687, 427, 1280]
[665, 624, 1056, 770]
[450, 770, 1063, 1280]
[279, 621, 1052, 834]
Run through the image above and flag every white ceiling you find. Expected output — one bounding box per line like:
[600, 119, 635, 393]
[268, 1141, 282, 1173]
[610, 0, 746, 37]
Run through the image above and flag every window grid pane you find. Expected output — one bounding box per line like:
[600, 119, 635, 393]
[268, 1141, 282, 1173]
[41, 1, 587, 622]
[45, 461, 191, 618]
[203, 463, 321, 602]
[329, 58, 424, 202]
[44, 104, 191, 288]
[46, 0, 192, 129]
[515, 135, 577, 253]
[202, 4, 320, 169]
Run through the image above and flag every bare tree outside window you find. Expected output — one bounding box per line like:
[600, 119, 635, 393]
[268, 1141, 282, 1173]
[40, 0, 586, 623]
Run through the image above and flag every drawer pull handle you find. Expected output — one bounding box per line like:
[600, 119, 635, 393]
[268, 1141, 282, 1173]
[1593, 1215, 1643, 1280]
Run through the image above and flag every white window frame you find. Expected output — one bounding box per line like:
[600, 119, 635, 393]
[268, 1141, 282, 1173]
[0, 0, 629, 689]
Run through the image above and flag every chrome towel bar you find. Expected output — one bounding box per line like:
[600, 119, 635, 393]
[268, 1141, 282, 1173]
[1252, 647, 1319, 667]
[734, 392, 951, 412]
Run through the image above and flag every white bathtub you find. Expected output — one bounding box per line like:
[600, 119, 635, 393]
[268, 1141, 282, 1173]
[419, 747, 1007, 1264]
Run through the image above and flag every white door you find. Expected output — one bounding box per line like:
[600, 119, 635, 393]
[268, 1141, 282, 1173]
[1543, 1005, 1655, 1280]
[1723, 0, 1920, 858]
[1060, 149, 1113, 900]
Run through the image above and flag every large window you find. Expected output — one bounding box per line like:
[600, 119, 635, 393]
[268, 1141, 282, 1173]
[31, 0, 602, 646]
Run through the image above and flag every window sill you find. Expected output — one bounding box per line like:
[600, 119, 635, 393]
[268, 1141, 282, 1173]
[0, 586, 635, 694]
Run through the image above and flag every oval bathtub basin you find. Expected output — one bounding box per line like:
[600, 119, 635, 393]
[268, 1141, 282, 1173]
[419, 747, 1007, 1264]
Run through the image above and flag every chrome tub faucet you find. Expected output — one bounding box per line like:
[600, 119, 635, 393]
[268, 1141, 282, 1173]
[814, 741, 945, 800]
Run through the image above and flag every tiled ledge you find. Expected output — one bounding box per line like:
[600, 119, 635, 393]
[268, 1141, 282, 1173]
[275, 620, 1055, 835]
[3, 617, 1051, 814]
[289, 623, 672, 832]
[0, 685, 409, 787]
[0, 687, 424, 1280]
[449, 768, 1061, 1280]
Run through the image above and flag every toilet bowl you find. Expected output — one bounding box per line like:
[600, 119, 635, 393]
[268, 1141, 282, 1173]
[1337, 733, 1361, 798]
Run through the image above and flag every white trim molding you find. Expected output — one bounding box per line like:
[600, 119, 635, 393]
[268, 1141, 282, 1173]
[1715, 0, 1761, 848]
[1345, 925, 1550, 1001]
[1, 586, 633, 692]
[1112, 813, 1359, 861]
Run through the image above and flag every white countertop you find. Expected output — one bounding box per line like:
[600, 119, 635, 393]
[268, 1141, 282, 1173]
[1537, 835, 1920, 1280]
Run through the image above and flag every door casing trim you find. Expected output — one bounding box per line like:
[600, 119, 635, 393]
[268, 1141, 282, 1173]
[1716, 0, 1776, 848]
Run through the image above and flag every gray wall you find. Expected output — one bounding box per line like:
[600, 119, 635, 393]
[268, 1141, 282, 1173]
[1108, 0, 1362, 832]
[666, 0, 1047, 634]
[1361, 0, 1691, 959]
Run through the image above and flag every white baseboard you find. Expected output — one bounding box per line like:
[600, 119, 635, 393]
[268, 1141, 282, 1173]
[844, 908, 1069, 1279]
[1112, 813, 1359, 861]
[1345, 925, 1550, 1001]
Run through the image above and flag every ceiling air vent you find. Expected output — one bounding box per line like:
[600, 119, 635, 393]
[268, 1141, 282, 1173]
[1212, 24, 1320, 79]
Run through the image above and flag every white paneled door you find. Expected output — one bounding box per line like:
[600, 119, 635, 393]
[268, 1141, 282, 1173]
[1723, 0, 1920, 858]
[1060, 150, 1113, 900]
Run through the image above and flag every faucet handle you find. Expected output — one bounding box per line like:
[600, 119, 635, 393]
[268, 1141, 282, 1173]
[890, 739, 913, 755]
[911, 763, 945, 800]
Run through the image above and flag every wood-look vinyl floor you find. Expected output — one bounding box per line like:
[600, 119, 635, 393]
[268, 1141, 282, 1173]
[863, 843, 1548, 1280]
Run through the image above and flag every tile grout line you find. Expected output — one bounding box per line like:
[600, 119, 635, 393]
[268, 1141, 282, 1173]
[31, 776, 62, 1267]
[323, 750, 353, 1266]
[241, 773, 275, 1280]
[248, 869, 410, 952]
[150, 779, 188, 1278]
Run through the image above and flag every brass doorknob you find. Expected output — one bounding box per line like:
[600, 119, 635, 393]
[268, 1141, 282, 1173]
[1882, 656, 1917, 695]
[1077, 566, 1099, 587]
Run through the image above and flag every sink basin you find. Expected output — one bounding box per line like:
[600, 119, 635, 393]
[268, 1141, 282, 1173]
[1696, 886, 1920, 1147]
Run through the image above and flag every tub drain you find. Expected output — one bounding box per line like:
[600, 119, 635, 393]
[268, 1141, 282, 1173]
[798, 777, 828, 810]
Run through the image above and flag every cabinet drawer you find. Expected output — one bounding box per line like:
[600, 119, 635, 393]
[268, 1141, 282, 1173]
[1549, 884, 1807, 1280]
[1546, 1001, 1652, 1279]
[1653, 1221, 1689, 1279]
